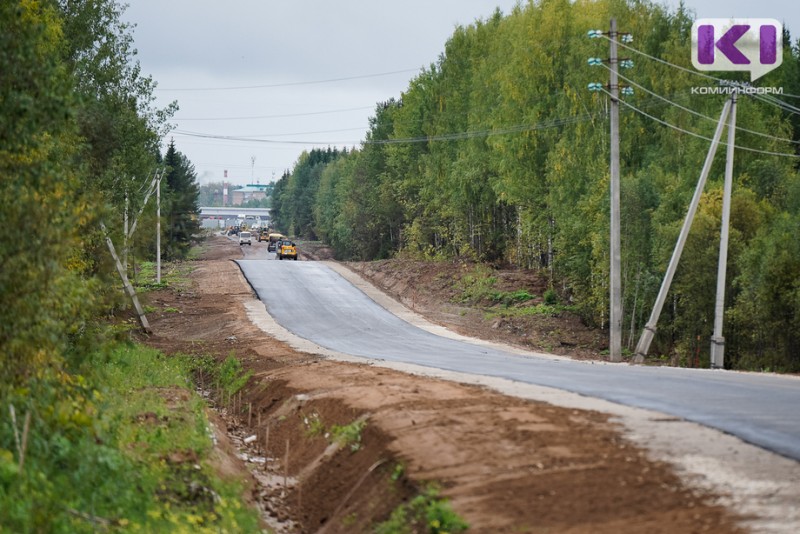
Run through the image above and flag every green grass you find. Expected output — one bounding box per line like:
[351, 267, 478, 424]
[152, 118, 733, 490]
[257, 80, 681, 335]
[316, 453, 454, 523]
[300, 413, 367, 452]
[375, 486, 468, 534]
[455, 265, 498, 304]
[0, 344, 262, 533]
[186, 244, 207, 261]
[329, 419, 367, 452]
[455, 266, 541, 308]
[486, 303, 577, 319]
[134, 260, 195, 291]
[302, 411, 326, 437]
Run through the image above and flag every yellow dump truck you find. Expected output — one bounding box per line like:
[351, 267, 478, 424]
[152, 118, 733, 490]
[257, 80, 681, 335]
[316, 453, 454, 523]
[277, 240, 297, 260]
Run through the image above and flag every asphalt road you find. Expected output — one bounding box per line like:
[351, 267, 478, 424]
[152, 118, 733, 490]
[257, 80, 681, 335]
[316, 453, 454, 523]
[237, 258, 800, 461]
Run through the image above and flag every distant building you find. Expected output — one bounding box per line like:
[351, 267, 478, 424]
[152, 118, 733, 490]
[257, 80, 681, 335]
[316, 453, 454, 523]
[231, 184, 269, 205]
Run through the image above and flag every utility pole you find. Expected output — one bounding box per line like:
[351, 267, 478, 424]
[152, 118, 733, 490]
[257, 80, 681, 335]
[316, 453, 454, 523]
[588, 23, 634, 362]
[123, 191, 129, 273]
[100, 222, 152, 335]
[633, 99, 733, 362]
[608, 18, 622, 363]
[156, 169, 161, 284]
[710, 92, 737, 368]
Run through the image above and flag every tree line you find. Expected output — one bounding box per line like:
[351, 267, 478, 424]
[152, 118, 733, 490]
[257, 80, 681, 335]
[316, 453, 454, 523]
[1, 0, 198, 389]
[272, 0, 800, 371]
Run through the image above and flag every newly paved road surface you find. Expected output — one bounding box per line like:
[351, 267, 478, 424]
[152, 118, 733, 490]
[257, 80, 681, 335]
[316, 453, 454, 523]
[238, 259, 800, 461]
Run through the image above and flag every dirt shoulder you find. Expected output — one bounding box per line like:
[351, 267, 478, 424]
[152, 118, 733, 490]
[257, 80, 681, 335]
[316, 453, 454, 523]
[138, 235, 776, 533]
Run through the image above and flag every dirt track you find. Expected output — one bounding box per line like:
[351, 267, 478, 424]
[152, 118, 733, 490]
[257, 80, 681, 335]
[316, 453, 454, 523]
[141, 235, 752, 533]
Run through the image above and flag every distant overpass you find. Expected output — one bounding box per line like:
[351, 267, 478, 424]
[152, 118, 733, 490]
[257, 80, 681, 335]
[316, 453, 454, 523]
[199, 207, 270, 219]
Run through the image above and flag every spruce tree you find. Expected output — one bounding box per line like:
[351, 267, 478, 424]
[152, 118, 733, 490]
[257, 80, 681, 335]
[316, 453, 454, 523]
[162, 140, 200, 260]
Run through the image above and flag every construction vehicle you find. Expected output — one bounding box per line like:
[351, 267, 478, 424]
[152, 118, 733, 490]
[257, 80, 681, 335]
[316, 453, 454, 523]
[267, 233, 285, 252]
[277, 240, 297, 260]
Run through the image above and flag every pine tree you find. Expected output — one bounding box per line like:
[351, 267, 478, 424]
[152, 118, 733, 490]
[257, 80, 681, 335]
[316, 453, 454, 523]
[162, 140, 200, 260]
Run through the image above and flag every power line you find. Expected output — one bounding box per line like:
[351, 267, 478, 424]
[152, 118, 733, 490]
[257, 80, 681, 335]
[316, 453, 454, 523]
[172, 130, 349, 146]
[603, 37, 800, 116]
[170, 90, 694, 148]
[369, 114, 598, 145]
[602, 89, 800, 158]
[172, 112, 602, 147]
[750, 92, 800, 116]
[599, 64, 800, 146]
[157, 68, 421, 92]
[175, 126, 367, 138]
[173, 105, 375, 121]
[603, 36, 723, 82]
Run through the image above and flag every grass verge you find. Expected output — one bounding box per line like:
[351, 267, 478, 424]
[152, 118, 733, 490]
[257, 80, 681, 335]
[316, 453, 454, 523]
[0, 343, 262, 533]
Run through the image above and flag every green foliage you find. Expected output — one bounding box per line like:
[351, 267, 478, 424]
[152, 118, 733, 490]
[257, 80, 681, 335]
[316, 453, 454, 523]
[301, 412, 367, 452]
[487, 303, 577, 320]
[272, 147, 346, 238]
[375, 486, 468, 534]
[133, 259, 195, 290]
[0, 0, 98, 385]
[187, 353, 252, 398]
[454, 266, 539, 307]
[495, 289, 537, 306]
[390, 462, 406, 482]
[0, 344, 261, 533]
[455, 265, 498, 304]
[0, 2, 238, 528]
[729, 212, 800, 371]
[543, 288, 559, 305]
[162, 140, 201, 260]
[263, 0, 800, 370]
[302, 411, 326, 437]
[329, 419, 367, 452]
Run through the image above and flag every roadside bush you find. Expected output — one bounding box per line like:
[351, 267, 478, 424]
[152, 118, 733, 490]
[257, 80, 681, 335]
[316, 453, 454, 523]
[375, 486, 468, 534]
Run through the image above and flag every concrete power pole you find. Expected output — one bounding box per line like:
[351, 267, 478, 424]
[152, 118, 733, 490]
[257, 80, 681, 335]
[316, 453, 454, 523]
[609, 18, 622, 362]
[123, 192, 129, 273]
[710, 92, 737, 368]
[633, 99, 733, 362]
[156, 170, 161, 284]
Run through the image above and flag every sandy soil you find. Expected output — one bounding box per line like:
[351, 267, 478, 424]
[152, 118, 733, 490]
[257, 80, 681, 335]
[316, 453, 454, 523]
[135, 235, 797, 533]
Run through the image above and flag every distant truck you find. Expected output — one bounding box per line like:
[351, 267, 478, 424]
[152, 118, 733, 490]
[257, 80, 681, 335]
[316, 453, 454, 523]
[267, 233, 285, 252]
[277, 240, 297, 260]
[238, 231, 252, 246]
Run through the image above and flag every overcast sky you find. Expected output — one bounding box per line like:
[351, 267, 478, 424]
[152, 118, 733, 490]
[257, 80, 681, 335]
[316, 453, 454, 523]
[122, 1, 797, 186]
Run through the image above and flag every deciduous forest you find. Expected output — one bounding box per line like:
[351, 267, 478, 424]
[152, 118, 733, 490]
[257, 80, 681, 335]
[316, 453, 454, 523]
[272, 0, 800, 371]
[0, 2, 230, 530]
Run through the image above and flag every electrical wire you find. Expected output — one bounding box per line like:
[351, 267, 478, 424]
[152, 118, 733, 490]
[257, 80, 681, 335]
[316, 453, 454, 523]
[750, 92, 800, 116]
[602, 36, 800, 117]
[171, 111, 603, 147]
[602, 35, 723, 83]
[175, 126, 367, 138]
[600, 88, 800, 158]
[173, 105, 375, 121]
[157, 68, 421, 92]
[597, 63, 800, 146]
[169, 91, 703, 147]
[172, 131, 346, 146]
